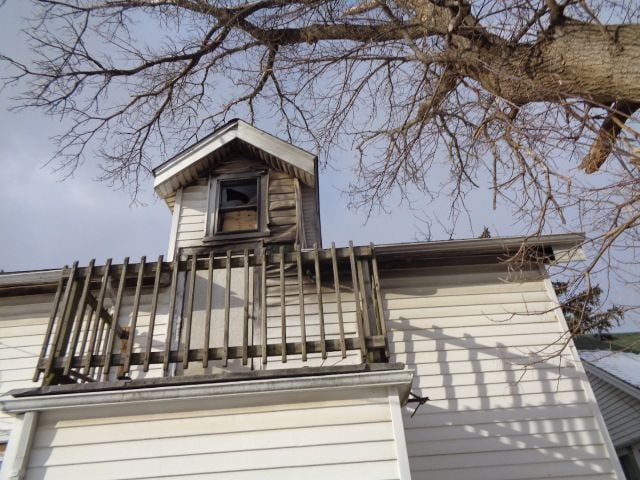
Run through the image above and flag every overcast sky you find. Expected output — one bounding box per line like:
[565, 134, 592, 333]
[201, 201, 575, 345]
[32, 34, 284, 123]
[0, 1, 637, 331]
[0, 1, 496, 274]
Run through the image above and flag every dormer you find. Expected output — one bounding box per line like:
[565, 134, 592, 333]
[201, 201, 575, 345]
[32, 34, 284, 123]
[153, 120, 322, 258]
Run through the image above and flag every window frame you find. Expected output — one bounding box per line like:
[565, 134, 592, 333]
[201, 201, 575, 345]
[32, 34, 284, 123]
[204, 171, 269, 243]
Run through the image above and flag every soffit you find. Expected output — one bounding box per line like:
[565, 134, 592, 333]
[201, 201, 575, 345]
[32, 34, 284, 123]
[153, 120, 316, 200]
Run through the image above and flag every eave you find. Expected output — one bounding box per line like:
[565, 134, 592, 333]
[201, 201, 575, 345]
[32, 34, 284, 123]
[152, 120, 317, 201]
[0, 233, 584, 297]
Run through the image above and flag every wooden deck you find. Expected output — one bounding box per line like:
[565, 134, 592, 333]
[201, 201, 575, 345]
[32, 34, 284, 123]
[34, 243, 389, 386]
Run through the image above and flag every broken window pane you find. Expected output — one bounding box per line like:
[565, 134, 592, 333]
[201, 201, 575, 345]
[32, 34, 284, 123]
[217, 178, 259, 233]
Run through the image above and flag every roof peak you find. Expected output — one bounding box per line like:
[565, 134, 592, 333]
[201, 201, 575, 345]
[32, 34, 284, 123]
[153, 120, 317, 199]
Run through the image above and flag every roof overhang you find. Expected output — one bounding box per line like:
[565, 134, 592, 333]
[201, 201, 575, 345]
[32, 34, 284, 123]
[153, 120, 317, 199]
[0, 233, 585, 296]
[582, 358, 640, 402]
[371, 233, 586, 268]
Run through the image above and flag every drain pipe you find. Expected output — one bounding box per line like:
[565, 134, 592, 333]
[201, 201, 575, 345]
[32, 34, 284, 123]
[0, 412, 38, 480]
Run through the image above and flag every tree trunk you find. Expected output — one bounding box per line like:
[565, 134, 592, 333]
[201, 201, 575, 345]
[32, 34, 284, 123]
[459, 22, 640, 105]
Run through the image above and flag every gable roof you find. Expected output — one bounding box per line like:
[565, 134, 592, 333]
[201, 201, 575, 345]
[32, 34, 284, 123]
[580, 350, 640, 400]
[153, 120, 317, 199]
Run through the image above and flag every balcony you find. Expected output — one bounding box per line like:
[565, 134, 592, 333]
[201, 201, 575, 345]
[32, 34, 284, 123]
[33, 244, 389, 386]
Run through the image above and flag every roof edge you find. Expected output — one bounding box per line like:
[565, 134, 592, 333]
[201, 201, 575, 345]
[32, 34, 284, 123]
[0, 233, 584, 292]
[583, 360, 640, 401]
[152, 120, 317, 199]
[371, 233, 585, 258]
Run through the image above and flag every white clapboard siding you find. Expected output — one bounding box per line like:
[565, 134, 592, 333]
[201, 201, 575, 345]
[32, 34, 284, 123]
[586, 370, 640, 448]
[382, 264, 619, 479]
[175, 183, 208, 250]
[0, 294, 54, 433]
[26, 394, 402, 480]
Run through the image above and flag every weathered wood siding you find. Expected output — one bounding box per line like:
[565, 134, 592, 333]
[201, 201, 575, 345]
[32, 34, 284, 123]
[300, 184, 321, 247]
[267, 171, 297, 244]
[0, 294, 53, 433]
[172, 157, 303, 253]
[382, 264, 620, 480]
[586, 370, 640, 448]
[25, 390, 403, 480]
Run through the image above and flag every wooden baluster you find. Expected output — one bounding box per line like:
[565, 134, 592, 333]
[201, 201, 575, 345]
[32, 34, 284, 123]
[349, 242, 367, 361]
[356, 258, 372, 346]
[222, 250, 231, 368]
[123, 256, 145, 374]
[103, 258, 129, 379]
[163, 256, 180, 372]
[33, 271, 65, 382]
[43, 261, 79, 382]
[64, 259, 95, 376]
[183, 255, 197, 369]
[331, 243, 346, 358]
[295, 246, 307, 362]
[144, 255, 163, 372]
[83, 259, 112, 375]
[242, 249, 250, 366]
[280, 246, 287, 363]
[203, 252, 214, 369]
[261, 251, 267, 365]
[313, 244, 326, 359]
[370, 247, 389, 359]
[94, 318, 109, 378]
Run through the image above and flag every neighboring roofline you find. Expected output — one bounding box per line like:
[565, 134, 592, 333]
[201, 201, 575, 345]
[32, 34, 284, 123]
[583, 360, 640, 402]
[0, 233, 584, 293]
[152, 119, 317, 198]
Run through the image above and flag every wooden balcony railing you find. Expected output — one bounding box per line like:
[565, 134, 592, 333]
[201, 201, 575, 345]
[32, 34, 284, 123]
[34, 243, 388, 386]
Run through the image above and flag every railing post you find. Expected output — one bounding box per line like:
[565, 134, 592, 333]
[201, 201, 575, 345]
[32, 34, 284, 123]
[33, 271, 65, 382]
[370, 248, 389, 360]
[349, 242, 368, 361]
[44, 262, 81, 386]
[33, 245, 389, 385]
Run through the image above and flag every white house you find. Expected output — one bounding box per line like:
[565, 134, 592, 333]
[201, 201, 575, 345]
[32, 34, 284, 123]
[0, 120, 626, 479]
[580, 350, 640, 479]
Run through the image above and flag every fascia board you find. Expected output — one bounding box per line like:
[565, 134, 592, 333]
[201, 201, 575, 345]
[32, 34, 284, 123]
[372, 233, 585, 259]
[0, 369, 414, 414]
[236, 120, 316, 177]
[153, 123, 239, 196]
[0, 269, 62, 287]
[584, 361, 640, 402]
[153, 120, 317, 198]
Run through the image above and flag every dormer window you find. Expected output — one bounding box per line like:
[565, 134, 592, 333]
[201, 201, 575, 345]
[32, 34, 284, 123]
[205, 171, 269, 242]
[218, 178, 258, 233]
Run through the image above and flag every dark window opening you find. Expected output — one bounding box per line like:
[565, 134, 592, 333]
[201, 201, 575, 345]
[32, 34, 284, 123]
[217, 178, 259, 233]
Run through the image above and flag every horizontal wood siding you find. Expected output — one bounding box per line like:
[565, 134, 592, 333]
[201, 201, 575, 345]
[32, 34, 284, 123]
[175, 182, 208, 250]
[266, 172, 297, 244]
[300, 184, 320, 247]
[586, 370, 640, 448]
[26, 392, 401, 480]
[0, 294, 54, 433]
[382, 264, 619, 480]
[173, 157, 303, 251]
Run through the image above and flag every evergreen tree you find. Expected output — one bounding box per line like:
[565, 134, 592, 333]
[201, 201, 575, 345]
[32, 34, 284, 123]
[553, 282, 624, 338]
